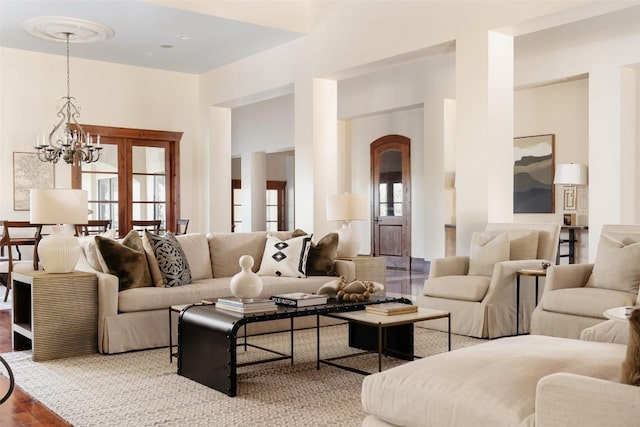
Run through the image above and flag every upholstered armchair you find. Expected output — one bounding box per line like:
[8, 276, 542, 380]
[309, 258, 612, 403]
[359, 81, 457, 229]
[531, 224, 640, 339]
[417, 223, 561, 338]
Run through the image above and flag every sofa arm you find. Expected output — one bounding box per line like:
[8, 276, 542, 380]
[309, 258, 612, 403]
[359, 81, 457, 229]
[543, 263, 593, 292]
[535, 373, 640, 427]
[75, 251, 120, 353]
[483, 260, 550, 304]
[429, 256, 469, 278]
[333, 259, 356, 283]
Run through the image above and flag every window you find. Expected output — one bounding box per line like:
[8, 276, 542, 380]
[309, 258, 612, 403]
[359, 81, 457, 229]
[231, 180, 286, 232]
[72, 125, 182, 236]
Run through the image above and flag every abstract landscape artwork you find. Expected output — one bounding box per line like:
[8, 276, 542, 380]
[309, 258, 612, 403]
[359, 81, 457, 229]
[513, 134, 554, 213]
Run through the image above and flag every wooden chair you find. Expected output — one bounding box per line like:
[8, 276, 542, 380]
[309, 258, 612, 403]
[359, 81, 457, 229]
[176, 219, 189, 235]
[0, 221, 42, 302]
[76, 219, 112, 236]
[131, 220, 161, 234]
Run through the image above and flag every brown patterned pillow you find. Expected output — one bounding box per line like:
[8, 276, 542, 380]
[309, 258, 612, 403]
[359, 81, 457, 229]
[96, 230, 152, 291]
[621, 308, 640, 386]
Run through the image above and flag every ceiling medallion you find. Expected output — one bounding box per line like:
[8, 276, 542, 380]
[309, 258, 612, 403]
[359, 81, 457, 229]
[21, 16, 114, 43]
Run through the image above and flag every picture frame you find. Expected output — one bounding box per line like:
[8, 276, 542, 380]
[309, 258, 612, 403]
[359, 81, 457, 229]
[13, 152, 55, 211]
[563, 186, 576, 210]
[513, 134, 555, 213]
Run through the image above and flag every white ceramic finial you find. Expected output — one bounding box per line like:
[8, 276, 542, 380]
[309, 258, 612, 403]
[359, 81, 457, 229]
[230, 255, 263, 301]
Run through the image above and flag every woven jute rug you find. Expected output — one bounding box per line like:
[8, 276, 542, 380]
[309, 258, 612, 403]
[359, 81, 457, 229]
[3, 324, 483, 427]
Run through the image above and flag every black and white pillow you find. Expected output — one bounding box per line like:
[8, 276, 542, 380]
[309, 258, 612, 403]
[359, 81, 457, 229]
[257, 234, 313, 278]
[144, 231, 192, 287]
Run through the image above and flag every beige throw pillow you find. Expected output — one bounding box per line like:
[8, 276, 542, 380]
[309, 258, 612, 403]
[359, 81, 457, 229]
[468, 232, 510, 276]
[586, 234, 640, 294]
[78, 229, 117, 272]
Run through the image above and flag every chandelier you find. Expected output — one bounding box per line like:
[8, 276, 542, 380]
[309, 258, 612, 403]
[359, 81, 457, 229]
[34, 32, 102, 165]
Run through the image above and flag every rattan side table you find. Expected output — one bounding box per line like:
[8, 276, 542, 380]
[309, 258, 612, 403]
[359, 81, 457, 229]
[12, 270, 98, 361]
[338, 256, 387, 284]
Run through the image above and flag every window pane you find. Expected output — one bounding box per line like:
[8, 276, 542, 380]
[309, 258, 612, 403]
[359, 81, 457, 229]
[393, 203, 403, 216]
[132, 146, 165, 174]
[266, 190, 278, 205]
[266, 206, 278, 221]
[380, 202, 388, 217]
[393, 183, 403, 203]
[132, 175, 166, 202]
[82, 144, 118, 173]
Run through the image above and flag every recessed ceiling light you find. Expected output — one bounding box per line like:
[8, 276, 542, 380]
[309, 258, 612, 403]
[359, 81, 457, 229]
[160, 44, 174, 49]
[177, 35, 190, 40]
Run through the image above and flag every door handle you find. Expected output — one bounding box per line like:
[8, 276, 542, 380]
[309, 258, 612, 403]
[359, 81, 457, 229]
[374, 217, 379, 223]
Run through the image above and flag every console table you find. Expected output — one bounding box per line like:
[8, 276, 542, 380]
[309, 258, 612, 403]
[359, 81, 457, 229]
[12, 271, 98, 361]
[557, 225, 588, 264]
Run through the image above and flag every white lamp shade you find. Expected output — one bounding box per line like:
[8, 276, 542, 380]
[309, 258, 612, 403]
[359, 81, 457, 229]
[30, 189, 89, 225]
[30, 188, 88, 273]
[326, 193, 368, 221]
[554, 164, 588, 185]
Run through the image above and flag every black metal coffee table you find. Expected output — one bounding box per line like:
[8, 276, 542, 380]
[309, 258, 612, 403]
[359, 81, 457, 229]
[177, 296, 407, 396]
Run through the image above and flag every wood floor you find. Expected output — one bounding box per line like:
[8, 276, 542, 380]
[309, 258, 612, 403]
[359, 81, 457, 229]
[0, 268, 426, 426]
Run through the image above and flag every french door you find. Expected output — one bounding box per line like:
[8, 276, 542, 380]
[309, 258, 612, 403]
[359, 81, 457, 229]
[72, 125, 182, 237]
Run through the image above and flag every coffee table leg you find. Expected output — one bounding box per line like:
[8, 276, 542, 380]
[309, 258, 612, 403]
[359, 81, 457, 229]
[378, 324, 383, 372]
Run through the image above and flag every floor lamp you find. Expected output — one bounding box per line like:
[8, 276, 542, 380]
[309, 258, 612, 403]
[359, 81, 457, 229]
[326, 193, 368, 258]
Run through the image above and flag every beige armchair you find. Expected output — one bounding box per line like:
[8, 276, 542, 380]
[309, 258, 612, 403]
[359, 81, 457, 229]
[531, 224, 640, 339]
[417, 223, 561, 338]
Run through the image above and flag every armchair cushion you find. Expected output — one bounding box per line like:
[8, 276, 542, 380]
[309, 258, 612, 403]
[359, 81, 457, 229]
[423, 275, 491, 302]
[586, 233, 640, 294]
[542, 287, 636, 318]
[468, 231, 510, 276]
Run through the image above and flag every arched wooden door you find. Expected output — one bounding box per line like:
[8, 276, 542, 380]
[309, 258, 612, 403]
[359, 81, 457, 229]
[371, 135, 411, 269]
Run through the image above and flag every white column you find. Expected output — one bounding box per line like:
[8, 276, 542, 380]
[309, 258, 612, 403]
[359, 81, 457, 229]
[241, 151, 267, 231]
[588, 65, 635, 258]
[455, 30, 513, 254]
[294, 78, 338, 238]
[208, 106, 232, 232]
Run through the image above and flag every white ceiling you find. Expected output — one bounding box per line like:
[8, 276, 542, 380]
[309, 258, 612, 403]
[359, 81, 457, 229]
[0, 0, 307, 74]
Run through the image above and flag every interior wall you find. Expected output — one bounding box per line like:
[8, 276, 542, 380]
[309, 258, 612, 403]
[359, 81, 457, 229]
[0, 47, 199, 227]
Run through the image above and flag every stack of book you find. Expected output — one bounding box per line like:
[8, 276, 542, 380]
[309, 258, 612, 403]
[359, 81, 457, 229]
[365, 302, 418, 316]
[215, 297, 278, 314]
[271, 292, 328, 307]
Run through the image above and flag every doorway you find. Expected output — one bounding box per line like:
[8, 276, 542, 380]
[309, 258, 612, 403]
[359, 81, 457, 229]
[371, 135, 411, 269]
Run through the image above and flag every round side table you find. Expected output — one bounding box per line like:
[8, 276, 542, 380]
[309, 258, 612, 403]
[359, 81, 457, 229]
[604, 306, 631, 321]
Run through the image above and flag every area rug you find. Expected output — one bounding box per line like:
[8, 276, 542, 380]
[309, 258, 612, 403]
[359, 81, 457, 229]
[3, 325, 483, 426]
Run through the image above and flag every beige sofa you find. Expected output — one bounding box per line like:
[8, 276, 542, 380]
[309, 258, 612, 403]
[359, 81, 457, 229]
[418, 223, 560, 338]
[531, 224, 640, 339]
[361, 334, 640, 427]
[75, 231, 356, 354]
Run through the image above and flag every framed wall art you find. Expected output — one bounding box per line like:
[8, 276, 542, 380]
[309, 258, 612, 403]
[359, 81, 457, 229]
[13, 152, 55, 211]
[513, 134, 555, 213]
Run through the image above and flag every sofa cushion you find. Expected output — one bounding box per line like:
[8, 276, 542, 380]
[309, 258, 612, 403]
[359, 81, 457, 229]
[258, 234, 313, 278]
[542, 287, 636, 318]
[96, 230, 152, 291]
[361, 335, 626, 427]
[468, 231, 510, 276]
[78, 229, 117, 272]
[621, 308, 640, 385]
[586, 234, 640, 294]
[145, 231, 192, 287]
[423, 275, 491, 302]
[208, 232, 267, 278]
[175, 233, 213, 281]
[292, 229, 338, 276]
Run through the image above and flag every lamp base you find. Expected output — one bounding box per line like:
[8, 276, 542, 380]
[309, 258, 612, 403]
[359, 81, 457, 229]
[38, 225, 80, 273]
[335, 222, 361, 258]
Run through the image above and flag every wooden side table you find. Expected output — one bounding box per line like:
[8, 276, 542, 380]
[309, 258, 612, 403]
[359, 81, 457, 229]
[515, 269, 547, 335]
[12, 270, 98, 361]
[338, 256, 387, 284]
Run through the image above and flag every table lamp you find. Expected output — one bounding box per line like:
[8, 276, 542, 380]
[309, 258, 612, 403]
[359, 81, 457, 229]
[554, 163, 588, 187]
[326, 193, 368, 258]
[30, 188, 88, 273]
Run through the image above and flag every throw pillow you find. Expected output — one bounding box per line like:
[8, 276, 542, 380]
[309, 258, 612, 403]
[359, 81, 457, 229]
[586, 234, 640, 294]
[621, 308, 640, 386]
[257, 234, 313, 278]
[468, 231, 510, 276]
[95, 230, 152, 291]
[141, 232, 164, 287]
[307, 233, 339, 276]
[78, 229, 117, 272]
[145, 231, 192, 287]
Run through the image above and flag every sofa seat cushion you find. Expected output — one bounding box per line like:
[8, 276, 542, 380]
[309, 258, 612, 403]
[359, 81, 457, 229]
[542, 287, 636, 318]
[423, 275, 491, 302]
[361, 335, 626, 427]
[118, 278, 231, 312]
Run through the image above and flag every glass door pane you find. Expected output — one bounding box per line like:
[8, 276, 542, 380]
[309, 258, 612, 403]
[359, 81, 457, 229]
[132, 146, 166, 231]
[81, 144, 119, 233]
